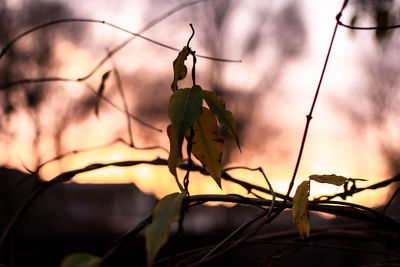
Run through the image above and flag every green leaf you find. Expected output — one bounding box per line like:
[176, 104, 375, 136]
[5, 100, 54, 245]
[167, 124, 182, 178]
[95, 70, 112, 117]
[60, 253, 101, 267]
[191, 107, 224, 188]
[309, 174, 367, 186]
[171, 46, 189, 92]
[203, 90, 240, 151]
[168, 85, 203, 150]
[292, 180, 310, 240]
[145, 192, 186, 266]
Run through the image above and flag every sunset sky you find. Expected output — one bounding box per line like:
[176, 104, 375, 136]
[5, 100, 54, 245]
[1, 0, 398, 208]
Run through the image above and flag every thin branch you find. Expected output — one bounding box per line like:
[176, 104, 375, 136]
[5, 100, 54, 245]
[382, 187, 400, 213]
[259, 167, 276, 216]
[1, 77, 76, 89]
[195, 215, 269, 266]
[84, 82, 163, 132]
[0, 77, 163, 132]
[222, 168, 288, 200]
[251, 223, 373, 242]
[337, 15, 400, 31]
[0, 184, 50, 248]
[184, 128, 194, 192]
[33, 138, 168, 173]
[0, 16, 241, 68]
[195, 212, 265, 264]
[107, 54, 134, 147]
[161, 223, 398, 266]
[187, 194, 400, 229]
[251, 239, 400, 258]
[278, 0, 349, 214]
[223, 166, 276, 216]
[101, 214, 152, 264]
[312, 199, 380, 218]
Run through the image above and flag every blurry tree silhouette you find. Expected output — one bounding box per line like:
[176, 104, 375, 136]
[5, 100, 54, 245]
[0, 0, 87, 165]
[343, 0, 400, 175]
[1, 0, 306, 168]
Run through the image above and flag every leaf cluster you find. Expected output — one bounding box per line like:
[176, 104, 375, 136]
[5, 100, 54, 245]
[147, 43, 241, 265]
[167, 46, 240, 189]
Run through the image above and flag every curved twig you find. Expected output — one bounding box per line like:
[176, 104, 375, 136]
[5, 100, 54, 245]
[337, 16, 400, 31]
[0, 18, 241, 63]
[84, 82, 163, 132]
[108, 55, 134, 147]
[101, 214, 152, 264]
[33, 138, 168, 173]
[195, 212, 265, 264]
[222, 168, 288, 200]
[223, 166, 276, 215]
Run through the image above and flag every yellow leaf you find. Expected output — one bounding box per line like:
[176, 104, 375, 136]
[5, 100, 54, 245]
[292, 180, 310, 239]
[167, 124, 182, 178]
[171, 46, 189, 92]
[309, 174, 367, 186]
[191, 107, 224, 188]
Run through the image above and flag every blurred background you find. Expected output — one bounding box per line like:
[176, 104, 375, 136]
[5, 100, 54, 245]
[1, 0, 400, 206]
[2, 0, 400, 266]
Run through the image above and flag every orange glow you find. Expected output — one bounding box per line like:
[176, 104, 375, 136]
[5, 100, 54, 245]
[0, 1, 395, 212]
[34, 139, 391, 209]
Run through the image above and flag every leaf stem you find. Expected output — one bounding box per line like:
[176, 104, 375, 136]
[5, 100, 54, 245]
[187, 23, 197, 86]
[182, 24, 198, 193]
[183, 127, 195, 193]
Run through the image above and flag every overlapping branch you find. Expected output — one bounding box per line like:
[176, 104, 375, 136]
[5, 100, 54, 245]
[1, 154, 399, 258]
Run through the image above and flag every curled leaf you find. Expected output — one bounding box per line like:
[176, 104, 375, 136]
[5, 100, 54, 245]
[145, 192, 186, 266]
[203, 90, 240, 151]
[171, 46, 189, 91]
[309, 174, 367, 186]
[190, 107, 224, 188]
[95, 70, 112, 117]
[292, 180, 310, 239]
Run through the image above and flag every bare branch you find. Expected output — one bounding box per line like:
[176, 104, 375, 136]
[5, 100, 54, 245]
[276, 0, 349, 219]
[108, 59, 134, 147]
